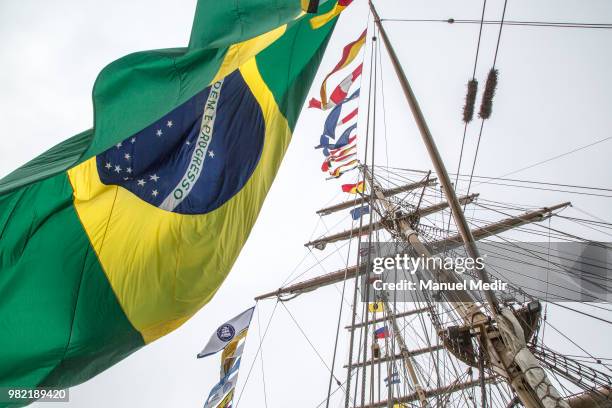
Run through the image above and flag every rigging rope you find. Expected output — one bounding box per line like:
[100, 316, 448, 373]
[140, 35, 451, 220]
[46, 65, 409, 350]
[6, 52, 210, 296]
[324, 197, 363, 407]
[382, 18, 612, 30]
[464, 0, 509, 204]
[344, 18, 376, 408]
[235, 301, 279, 408]
[359, 24, 379, 408]
[377, 158, 612, 197]
[476, 135, 612, 184]
[255, 307, 269, 408]
[280, 301, 347, 389]
[451, 0, 487, 235]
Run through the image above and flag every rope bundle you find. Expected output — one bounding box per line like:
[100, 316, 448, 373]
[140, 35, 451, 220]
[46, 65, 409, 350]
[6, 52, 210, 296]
[462, 79, 478, 123]
[478, 68, 499, 119]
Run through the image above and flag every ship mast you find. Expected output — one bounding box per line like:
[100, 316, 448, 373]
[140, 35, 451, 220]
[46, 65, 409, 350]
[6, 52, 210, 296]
[253, 3, 612, 407]
[368, 1, 569, 406]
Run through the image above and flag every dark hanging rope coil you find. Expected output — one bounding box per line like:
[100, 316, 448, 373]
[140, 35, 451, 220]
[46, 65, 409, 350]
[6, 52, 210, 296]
[462, 79, 478, 123]
[478, 68, 498, 119]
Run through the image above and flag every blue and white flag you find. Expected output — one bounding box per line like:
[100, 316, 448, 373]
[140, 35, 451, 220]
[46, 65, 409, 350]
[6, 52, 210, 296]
[318, 123, 357, 156]
[197, 307, 254, 358]
[321, 88, 360, 140]
[203, 357, 242, 408]
[385, 372, 401, 386]
[350, 204, 370, 220]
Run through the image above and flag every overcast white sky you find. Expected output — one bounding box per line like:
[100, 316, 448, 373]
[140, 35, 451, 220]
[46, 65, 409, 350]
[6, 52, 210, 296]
[1, 0, 612, 407]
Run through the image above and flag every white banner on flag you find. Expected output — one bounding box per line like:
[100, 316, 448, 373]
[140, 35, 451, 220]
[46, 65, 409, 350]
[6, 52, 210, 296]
[197, 307, 254, 358]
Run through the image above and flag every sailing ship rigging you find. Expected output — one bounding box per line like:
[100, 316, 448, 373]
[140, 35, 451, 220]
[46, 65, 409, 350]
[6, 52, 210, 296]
[248, 2, 612, 407]
[2, 0, 611, 407]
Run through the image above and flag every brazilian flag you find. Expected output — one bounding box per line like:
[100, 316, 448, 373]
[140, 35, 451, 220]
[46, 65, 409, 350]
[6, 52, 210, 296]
[0, 0, 341, 398]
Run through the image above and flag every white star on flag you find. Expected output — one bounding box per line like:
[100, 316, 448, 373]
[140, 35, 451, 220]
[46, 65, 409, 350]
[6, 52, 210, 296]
[149, 174, 160, 182]
[126, 167, 132, 174]
[152, 190, 159, 197]
[124, 153, 131, 160]
[137, 179, 146, 186]
[116, 142, 122, 148]
[167, 120, 173, 128]
[208, 150, 215, 158]
[156, 129, 163, 137]
[114, 165, 122, 173]
[105, 162, 112, 169]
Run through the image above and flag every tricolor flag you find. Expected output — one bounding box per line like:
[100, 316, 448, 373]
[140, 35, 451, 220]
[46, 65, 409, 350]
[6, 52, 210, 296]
[342, 181, 365, 194]
[374, 326, 390, 339]
[350, 204, 370, 220]
[317, 29, 366, 109]
[309, 63, 362, 110]
[0, 0, 343, 393]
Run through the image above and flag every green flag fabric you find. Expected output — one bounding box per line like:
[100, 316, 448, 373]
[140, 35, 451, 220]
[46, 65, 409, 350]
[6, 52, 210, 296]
[0, 0, 342, 402]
